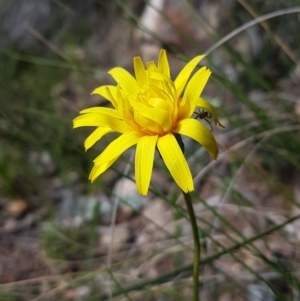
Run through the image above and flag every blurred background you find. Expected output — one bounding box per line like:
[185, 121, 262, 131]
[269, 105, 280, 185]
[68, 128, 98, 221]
[1, 0, 300, 300]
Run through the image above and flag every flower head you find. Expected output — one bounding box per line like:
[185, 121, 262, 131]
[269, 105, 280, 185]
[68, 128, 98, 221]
[73, 50, 223, 195]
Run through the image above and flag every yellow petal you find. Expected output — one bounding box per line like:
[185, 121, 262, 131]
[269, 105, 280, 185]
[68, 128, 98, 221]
[73, 113, 129, 133]
[133, 111, 163, 135]
[147, 61, 158, 73]
[177, 96, 191, 121]
[89, 157, 118, 182]
[174, 118, 218, 159]
[108, 67, 139, 95]
[148, 85, 173, 105]
[134, 57, 148, 87]
[157, 134, 194, 193]
[84, 127, 114, 151]
[150, 72, 176, 99]
[93, 131, 142, 165]
[80, 107, 121, 118]
[181, 67, 211, 117]
[174, 55, 206, 98]
[148, 97, 171, 111]
[135, 135, 158, 195]
[158, 49, 170, 78]
[135, 106, 171, 131]
[91, 85, 118, 108]
[119, 95, 139, 130]
[196, 97, 225, 128]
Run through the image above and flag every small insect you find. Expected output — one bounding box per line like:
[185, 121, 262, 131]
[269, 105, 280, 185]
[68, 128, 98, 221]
[194, 109, 213, 132]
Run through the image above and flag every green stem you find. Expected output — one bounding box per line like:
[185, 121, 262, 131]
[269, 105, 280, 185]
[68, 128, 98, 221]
[183, 191, 200, 301]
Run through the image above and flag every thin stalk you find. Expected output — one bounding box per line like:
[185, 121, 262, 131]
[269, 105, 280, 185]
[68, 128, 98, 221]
[183, 191, 200, 301]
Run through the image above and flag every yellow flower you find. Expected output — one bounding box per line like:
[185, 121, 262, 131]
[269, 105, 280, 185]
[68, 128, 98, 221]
[73, 50, 223, 195]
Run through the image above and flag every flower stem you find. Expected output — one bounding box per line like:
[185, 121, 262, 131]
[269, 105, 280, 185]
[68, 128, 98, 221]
[183, 191, 200, 301]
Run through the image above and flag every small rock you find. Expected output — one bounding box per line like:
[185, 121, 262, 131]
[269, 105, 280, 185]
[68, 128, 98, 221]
[65, 285, 91, 300]
[98, 224, 130, 249]
[114, 177, 147, 213]
[74, 286, 91, 300]
[248, 283, 275, 301]
[6, 199, 28, 217]
[3, 218, 18, 232]
[142, 198, 172, 230]
[3, 215, 34, 233]
[218, 292, 233, 301]
[135, 0, 164, 61]
[136, 198, 174, 246]
[28, 150, 56, 176]
[56, 190, 112, 227]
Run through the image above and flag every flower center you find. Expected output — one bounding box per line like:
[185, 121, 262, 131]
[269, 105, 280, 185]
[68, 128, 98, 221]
[129, 86, 176, 136]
